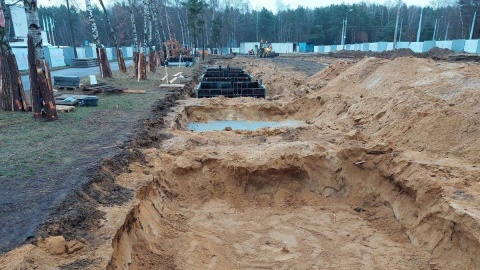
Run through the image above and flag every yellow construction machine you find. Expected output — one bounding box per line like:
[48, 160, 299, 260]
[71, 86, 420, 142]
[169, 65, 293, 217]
[257, 41, 279, 58]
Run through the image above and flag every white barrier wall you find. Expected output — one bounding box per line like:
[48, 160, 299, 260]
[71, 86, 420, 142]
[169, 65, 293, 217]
[106, 48, 114, 60]
[240, 42, 257, 54]
[242, 40, 480, 55]
[436, 41, 453, 50]
[76, 48, 86, 58]
[464, 40, 480, 53]
[409, 42, 424, 53]
[49, 48, 66, 67]
[12, 48, 28, 70]
[272, 43, 294, 53]
[126, 47, 133, 57]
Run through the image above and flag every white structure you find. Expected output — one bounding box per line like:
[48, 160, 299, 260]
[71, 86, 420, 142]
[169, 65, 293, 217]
[9, 6, 51, 47]
[271, 43, 296, 53]
[9, 6, 28, 39]
[239, 42, 258, 54]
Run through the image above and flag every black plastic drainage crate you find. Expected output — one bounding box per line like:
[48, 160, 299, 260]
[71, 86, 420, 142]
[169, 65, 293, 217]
[80, 96, 99, 106]
[196, 80, 266, 98]
[201, 73, 252, 82]
[53, 76, 80, 89]
[196, 66, 267, 98]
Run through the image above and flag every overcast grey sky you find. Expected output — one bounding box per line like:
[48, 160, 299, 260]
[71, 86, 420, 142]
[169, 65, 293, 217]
[36, 0, 435, 12]
[253, 0, 432, 12]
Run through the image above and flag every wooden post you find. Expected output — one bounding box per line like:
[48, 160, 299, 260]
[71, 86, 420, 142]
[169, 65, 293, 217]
[165, 64, 168, 84]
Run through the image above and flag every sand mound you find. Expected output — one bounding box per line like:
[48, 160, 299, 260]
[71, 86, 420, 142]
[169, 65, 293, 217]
[1, 55, 479, 269]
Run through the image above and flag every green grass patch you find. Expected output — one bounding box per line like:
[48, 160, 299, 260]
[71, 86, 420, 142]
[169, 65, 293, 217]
[0, 64, 192, 181]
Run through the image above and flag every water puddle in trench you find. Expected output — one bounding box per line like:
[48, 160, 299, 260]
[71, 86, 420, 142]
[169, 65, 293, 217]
[187, 120, 305, 132]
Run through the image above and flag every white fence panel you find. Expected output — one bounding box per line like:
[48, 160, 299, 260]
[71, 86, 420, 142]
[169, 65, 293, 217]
[12, 48, 29, 70]
[464, 40, 479, 53]
[49, 48, 66, 67]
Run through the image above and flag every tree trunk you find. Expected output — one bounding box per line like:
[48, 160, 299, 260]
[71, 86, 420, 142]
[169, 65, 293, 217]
[143, 0, 148, 47]
[155, 51, 162, 67]
[139, 0, 148, 79]
[24, 0, 57, 120]
[133, 51, 139, 79]
[151, 0, 163, 65]
[97, 47, 112, 78]
[117, 48, 126, 72]
[43, 59, 53, 92]
[28, 36, 57, 120]
[130, 0, 138, 52]
[148, 49, 156, 72]
[0, 0, 27, 111]
[130, 0, 139, 79]
[99, 0, 126, 72]
[86, 0, 112, 78]
[138, 52, 147, 80]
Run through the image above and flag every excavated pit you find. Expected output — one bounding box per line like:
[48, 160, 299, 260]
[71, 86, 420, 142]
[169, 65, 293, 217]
[2, 56, 479, 270]
[107, 96, 479, 269]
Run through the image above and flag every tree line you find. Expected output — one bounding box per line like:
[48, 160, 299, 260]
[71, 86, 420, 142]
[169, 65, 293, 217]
[35, 0, 480, 49]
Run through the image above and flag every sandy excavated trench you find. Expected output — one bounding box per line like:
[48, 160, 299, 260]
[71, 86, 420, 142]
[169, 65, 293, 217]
[108, 57, 480, 270]
[108, 121, 433, 269]
[2, 56, 480, 269]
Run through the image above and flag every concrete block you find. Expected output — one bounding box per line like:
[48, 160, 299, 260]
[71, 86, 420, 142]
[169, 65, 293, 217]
[423, 41, 436, 52]
[464, 40, 480, 53]
[451, 39, 466, 53]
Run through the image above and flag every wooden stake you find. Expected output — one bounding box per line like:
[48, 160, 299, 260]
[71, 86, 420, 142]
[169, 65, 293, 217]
[165, 64, 169, 84]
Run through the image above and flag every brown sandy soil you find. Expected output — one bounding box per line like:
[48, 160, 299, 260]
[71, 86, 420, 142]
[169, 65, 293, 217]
[1, 55, 479, 269]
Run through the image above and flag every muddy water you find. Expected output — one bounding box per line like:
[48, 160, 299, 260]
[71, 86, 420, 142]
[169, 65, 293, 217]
[187, 120, 305, 132]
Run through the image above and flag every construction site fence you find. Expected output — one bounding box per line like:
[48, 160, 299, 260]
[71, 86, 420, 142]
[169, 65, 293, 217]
[12, 39, 480, 71]
[238, 40, 480, 55]
[313, 39, 478, 54]
[12, 45, 135, 71]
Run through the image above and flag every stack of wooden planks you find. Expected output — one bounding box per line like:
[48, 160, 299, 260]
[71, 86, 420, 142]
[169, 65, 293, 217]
[72, 58, 99, 68]
[82, 83, 126, 94]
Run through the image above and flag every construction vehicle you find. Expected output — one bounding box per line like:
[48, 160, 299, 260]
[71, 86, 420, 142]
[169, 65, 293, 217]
[162, 38, 194, 66]
[195, 50, 209, 57]
[257, 41, 279, 58]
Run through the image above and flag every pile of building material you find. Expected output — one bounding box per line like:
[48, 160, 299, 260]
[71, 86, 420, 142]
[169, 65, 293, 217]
[53, 76, 80, 89]
[72, 58, 99, 68]
[54, 94, 99, 110]
[195, 66, 266, 98]
[81, 83, 126, 94]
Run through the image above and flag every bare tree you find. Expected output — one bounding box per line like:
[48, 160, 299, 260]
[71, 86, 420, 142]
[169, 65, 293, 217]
[0, 0, 28, 112]
[99, 0, 127, 72]
[24, 0, 57, 120]
[85, 0, 112, 78]
[130, 0, 140, 78]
